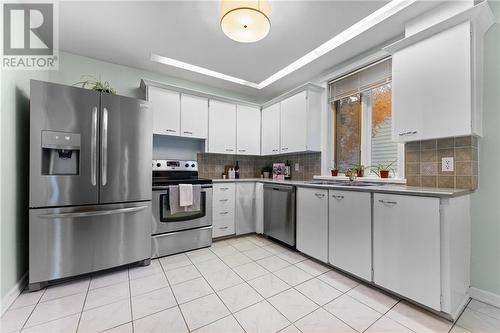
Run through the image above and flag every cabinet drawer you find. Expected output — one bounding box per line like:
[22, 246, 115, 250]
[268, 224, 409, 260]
[213, 216, 235, 238]
[212, 197, 234, 209]
[213, 206, 234, 219]
[213, 184, 235, 201]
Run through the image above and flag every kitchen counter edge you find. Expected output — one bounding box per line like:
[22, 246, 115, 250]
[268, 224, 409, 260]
[211, 178, 472, 198]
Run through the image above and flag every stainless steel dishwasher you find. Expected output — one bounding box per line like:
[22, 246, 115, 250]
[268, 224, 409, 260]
[264, 184, 296, 247]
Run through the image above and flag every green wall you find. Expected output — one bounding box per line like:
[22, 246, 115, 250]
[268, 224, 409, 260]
[470, 2, 500, 296]
[0, 51, 256, 300]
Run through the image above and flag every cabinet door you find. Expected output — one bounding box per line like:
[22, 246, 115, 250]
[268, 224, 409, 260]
[181, 94, 208, 139]
[373, 193, 441, 310]
[148, 87, 180, 136]
[237, 105, 261, 155]
[208, 100, 236, 154]
[280, 91, 307, 153]
[261, 103, 280, 155]
[235, 183, 256, 235]
[329, 190, 371, 281]
[392, 22, 471, 142]
[296, 187, 328, 262]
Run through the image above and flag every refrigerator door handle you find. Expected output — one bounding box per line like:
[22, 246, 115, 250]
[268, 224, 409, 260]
[38, 205, 149, 219]
[101, 107, 108, 186]
[91, 107, 98, 186]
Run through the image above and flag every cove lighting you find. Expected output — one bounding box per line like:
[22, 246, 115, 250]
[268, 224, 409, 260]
[151, 0, 416, 90]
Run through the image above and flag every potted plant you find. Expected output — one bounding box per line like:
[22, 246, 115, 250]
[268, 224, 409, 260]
[331, 162, 338, 176]
[351, 164, 365, 177]
[370, 161, 396, 178]
[261, 165, 272, 179]
[74, 75, 117, 94]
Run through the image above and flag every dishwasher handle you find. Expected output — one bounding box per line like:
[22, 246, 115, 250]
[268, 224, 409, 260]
[263, 184, 295, 192]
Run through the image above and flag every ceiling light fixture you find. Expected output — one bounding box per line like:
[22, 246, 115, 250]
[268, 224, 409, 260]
[220, 0, 271, 43]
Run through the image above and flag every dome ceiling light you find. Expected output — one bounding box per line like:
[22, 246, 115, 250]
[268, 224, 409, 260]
[220, 0, 272, 43]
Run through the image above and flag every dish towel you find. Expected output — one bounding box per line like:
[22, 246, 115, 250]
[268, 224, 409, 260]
[179, 184, 193, 207]
[169, 185, 202, 214]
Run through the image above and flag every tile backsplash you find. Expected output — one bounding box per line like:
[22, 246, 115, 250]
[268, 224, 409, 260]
[197, 152, 321, 180]
[405, 136, 478, 189]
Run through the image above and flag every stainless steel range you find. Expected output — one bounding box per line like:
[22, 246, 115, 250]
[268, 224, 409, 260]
[151, 159, 213, 258]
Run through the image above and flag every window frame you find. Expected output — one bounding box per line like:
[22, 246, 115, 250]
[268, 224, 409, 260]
[330, 76, 405, 179]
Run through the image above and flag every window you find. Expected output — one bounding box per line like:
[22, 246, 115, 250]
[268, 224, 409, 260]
[330, 59, 403, 177]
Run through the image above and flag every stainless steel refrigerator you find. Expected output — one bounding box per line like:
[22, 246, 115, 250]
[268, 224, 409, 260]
[29, 80, 152, 290]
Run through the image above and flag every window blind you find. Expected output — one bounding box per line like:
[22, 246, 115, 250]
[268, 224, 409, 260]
[329, 59, 392, 102]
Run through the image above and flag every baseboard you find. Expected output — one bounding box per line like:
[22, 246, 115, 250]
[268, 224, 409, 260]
[0, 272, 28, 316]
[469, 286, 500, 308]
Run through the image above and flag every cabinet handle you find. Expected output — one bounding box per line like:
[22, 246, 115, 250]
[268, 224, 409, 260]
[238, 149, 246, 152]
[183, 131, 193, 135]
[219, 211, 229, 215]
[166, 129, 176, 133]
[379, 199, 397, 205]
[225, 148, 234, 152]
[398, 130, 417, 136]
[272, 149, 278, 152]
[314, 193, 326, 198]
[332, 194, 344, 199]
[219, 226, 229, 230]
[219, 199, 229, 202]
[219, 187, 229, 191]
[282, 147, 288, 151]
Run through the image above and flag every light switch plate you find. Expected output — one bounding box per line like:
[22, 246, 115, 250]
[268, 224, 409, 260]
[295, 163, 300, 171]
[442, 157, 454, 172]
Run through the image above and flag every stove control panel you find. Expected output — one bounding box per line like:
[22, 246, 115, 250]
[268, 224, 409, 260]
[152, 160, 198, 171]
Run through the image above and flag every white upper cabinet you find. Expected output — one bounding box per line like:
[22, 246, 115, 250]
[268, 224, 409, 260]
[280, 91, 308, 153]
[391, 21, 479, 142]
[148, 87, 180, 136]
[181, 94, 208, 139]
[261, 103, 280, 156]
[209, 100, 237, 154]
[237, 105, 261, 155]
[262, 85, 323, 155]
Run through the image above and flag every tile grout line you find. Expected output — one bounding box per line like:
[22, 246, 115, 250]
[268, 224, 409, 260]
[127, 267, 135, 333]
[184, 249, 249, 333]
[157, 257, 192, 333]
[75, 278, 91, 333]
[18, 286, 48, 331]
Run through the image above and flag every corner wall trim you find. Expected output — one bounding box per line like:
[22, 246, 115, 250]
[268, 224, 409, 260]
[469, 287, 500, 308]
[1, 272, 28, 316]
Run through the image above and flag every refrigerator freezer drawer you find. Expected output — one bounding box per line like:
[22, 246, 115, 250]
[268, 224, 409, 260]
[29, 202, 152, 285]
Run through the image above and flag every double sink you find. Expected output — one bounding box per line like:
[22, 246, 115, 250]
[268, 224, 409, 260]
[305, 180, 382, 187]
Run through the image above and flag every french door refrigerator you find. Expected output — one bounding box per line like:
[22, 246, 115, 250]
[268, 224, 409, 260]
[29, 80, 152, 290]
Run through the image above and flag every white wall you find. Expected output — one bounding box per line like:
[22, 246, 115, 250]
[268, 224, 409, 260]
[470, 1, 500, 298]
[0, 51, 257, 301]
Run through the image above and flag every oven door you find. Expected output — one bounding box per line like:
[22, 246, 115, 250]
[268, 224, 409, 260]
[152, 185, 212, 234]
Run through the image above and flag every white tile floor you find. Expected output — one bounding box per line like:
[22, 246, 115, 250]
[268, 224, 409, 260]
[2, 234, 499, 333]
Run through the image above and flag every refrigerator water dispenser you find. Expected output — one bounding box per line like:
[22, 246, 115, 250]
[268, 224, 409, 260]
[41, 130, 81, 175]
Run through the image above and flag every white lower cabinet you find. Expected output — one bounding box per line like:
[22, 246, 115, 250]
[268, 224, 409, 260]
[235, 183, 256, 235]
[212, 183, 235, 238]
[373, 193, 441, 310]
[296, 187, 328, 262]
[328, 190, 372, 281]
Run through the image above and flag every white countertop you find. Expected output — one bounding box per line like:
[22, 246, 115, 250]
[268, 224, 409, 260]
[211, 178, 472, 198]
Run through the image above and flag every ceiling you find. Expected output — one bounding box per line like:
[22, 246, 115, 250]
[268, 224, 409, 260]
[59, 1, 441, 102]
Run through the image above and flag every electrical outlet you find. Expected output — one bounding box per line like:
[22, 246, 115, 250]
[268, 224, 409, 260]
[442, 157, 454, 172]
[294, 163, 300, 171]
